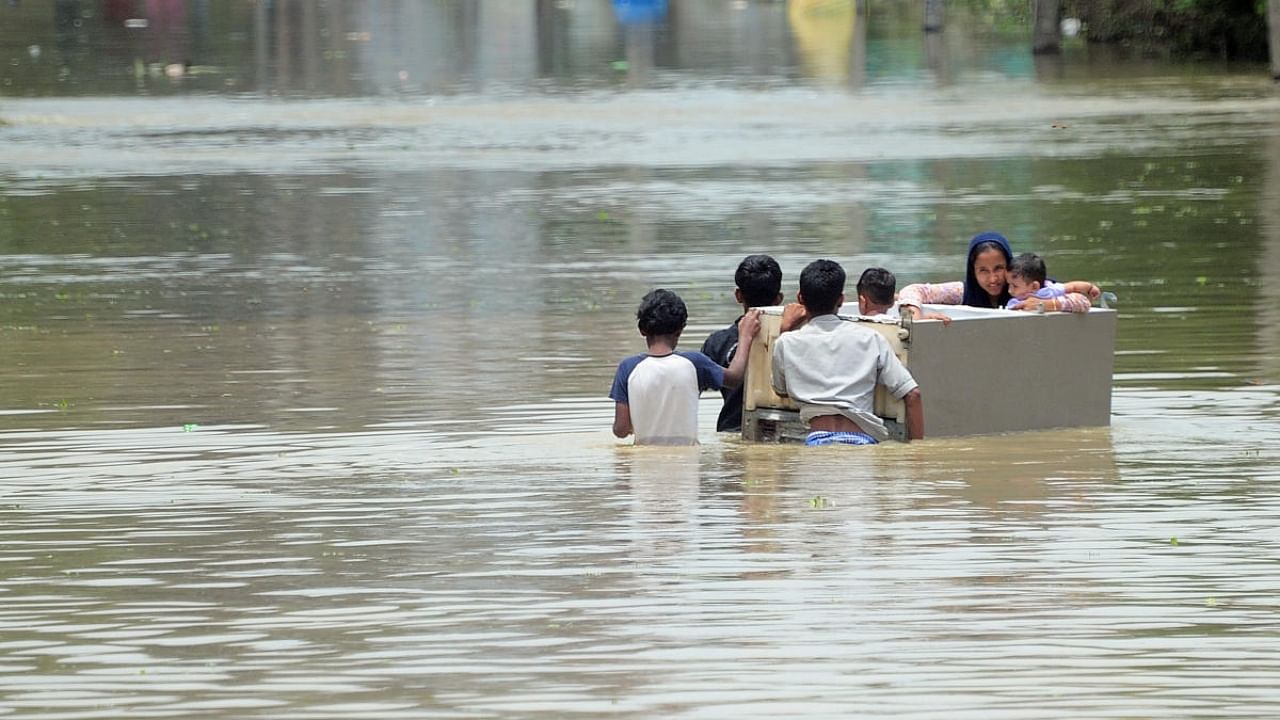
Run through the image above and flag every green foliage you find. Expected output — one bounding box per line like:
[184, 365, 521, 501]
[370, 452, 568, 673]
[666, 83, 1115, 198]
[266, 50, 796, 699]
[951, 0, 1032, 27]
[1064, 0, 1268, 59]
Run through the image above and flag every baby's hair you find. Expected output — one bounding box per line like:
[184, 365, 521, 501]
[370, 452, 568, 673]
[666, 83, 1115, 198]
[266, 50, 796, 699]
[1009, 253, 1047, 285]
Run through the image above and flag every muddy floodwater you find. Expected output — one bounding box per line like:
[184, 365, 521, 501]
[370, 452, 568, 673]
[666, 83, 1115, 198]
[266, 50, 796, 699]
[2, 1, 1280, 717]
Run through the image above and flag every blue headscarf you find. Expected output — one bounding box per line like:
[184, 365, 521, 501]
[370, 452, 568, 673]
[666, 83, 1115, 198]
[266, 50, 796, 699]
[961, 231, 1013, 308]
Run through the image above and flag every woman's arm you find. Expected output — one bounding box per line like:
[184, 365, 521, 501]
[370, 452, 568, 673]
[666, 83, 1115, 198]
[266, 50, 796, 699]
[897, 282, 964, 319]
[1016, 292, 1093, 313]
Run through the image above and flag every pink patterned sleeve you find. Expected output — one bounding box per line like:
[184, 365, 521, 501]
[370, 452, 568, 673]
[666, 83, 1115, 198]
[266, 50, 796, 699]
[897, 281, 964, 309]
[1057, 292, 1093, 313]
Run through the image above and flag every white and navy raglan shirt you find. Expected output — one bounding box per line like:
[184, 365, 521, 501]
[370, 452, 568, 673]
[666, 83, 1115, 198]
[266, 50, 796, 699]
[609, 352, 725, 445]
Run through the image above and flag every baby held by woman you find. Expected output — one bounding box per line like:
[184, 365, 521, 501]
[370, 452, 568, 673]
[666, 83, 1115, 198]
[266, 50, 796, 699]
[1005, 252, 1100, 312]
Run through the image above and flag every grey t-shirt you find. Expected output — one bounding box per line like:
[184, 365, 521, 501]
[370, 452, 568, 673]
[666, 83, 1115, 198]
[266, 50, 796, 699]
[770, 314, 918, 440]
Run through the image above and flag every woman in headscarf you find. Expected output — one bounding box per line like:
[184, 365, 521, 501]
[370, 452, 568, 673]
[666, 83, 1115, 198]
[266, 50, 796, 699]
[897, 231, 1093, 319]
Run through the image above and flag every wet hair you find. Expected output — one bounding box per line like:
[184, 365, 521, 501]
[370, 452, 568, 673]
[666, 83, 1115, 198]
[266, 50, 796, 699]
[636, 288, 688, 337]
[856, 267, 896, 306]
[735, 254, 782, 308]
[798, 259, 845, 316]
[1009, 252, 1047, 285]
[962, 231, 1013, 308]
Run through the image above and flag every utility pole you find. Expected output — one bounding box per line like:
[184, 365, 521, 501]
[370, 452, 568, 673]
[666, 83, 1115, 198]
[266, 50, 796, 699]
[1032, 0, 1061, 54]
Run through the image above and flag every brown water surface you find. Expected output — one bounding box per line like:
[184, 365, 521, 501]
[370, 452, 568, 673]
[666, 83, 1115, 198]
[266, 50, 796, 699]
[2, 1, 1279, 717]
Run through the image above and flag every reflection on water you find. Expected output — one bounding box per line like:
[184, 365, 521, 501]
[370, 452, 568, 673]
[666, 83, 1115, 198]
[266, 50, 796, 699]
[2, 404, 1278, 716]
[9, 0, 1259, 98]
[2, 141, 1276, 433]
[1260, 127, 1280, 380]
[788, 0, 858, 85]
[2, 1, 1280, 717]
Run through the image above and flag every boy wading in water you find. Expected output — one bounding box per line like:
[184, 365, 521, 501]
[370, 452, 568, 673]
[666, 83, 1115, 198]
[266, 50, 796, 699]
[772, 260, 924, 446]
[701, 254, 784, 433]
[610, 289, 760, 445]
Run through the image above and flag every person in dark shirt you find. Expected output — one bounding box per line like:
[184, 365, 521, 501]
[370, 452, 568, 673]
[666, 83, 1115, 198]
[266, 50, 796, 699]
[700, 254, 783, 433]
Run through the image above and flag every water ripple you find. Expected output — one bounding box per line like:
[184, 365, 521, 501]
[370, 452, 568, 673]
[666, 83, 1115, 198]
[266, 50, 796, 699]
[0, 391, 1277, 716]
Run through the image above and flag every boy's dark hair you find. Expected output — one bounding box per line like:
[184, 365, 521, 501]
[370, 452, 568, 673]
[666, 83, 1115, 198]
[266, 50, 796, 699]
[636, 288, 688, 337]
[735, 254, 782, 307]
[798, 259, 846, 316]
[856, 267, 896, 306]
[1009, 253, 1047, 285]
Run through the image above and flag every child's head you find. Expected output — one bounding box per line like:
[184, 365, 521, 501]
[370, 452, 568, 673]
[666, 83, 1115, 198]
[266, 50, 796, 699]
[1007, 253, 1047, 300]
[798, 259, 845, 316]
[735, 254, 783, 308]
[856, 267, 896, 309]
[636, 288, 688, 338]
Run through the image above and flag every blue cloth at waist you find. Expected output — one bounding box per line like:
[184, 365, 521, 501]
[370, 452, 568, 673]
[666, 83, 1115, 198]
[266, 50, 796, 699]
[805, 430, 878, 447]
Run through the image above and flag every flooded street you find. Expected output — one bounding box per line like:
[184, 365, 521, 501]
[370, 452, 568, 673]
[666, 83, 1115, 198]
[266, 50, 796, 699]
[3, 1, 1280, 717]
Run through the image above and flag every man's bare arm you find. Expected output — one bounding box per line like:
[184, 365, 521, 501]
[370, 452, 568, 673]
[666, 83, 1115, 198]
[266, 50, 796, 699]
[903, 388, 924, 440]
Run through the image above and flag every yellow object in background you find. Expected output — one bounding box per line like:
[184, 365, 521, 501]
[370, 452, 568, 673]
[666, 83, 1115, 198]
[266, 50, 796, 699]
[788, 0, 857, 84]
